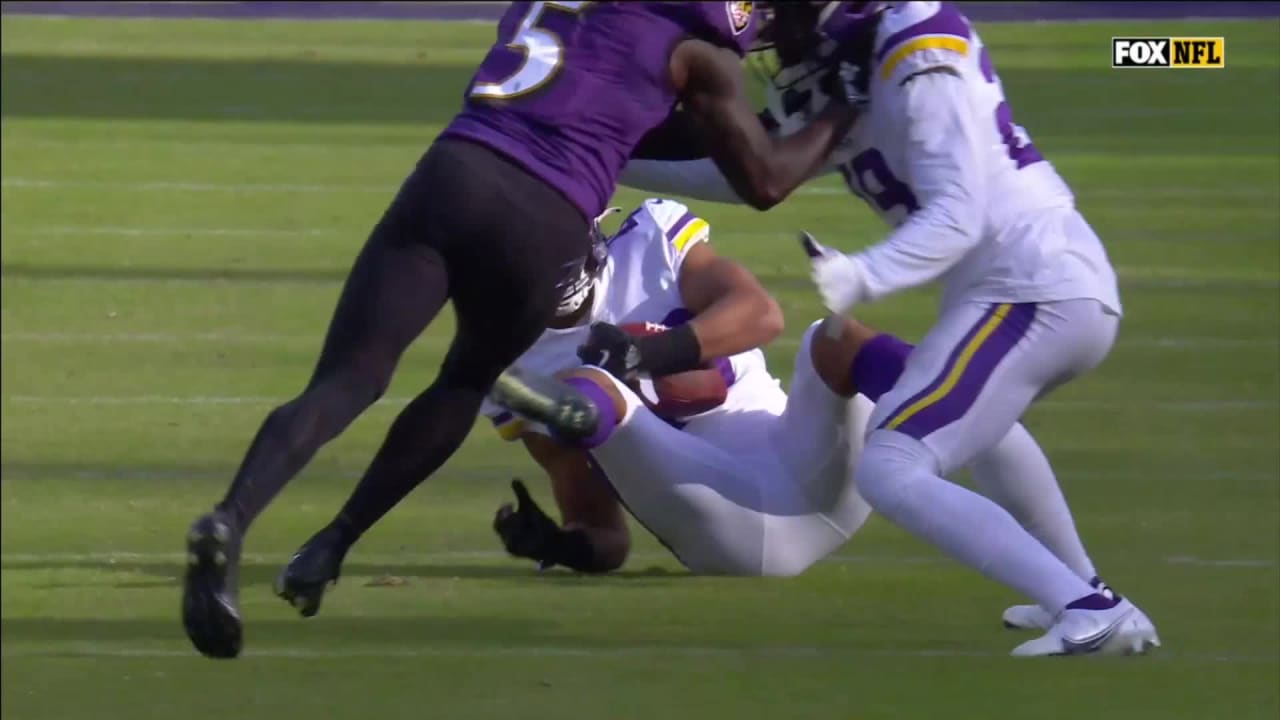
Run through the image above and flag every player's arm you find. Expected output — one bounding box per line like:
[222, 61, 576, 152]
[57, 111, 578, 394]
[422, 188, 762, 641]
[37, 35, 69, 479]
[631, 107, 782, 162]
[630, 109, 710, 161]
[823, 68, 986, 307]
[493, 432, 630, 574]
[620, 108, 765, 205]
[678, 241, 784, 361]
[669, 39, 858, 210]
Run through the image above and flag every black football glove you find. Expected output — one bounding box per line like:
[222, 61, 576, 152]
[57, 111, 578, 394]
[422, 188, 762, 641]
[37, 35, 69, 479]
[493, 479, 563, 570]
[493, 479, 602, 573]
[576, 322, 643, 382]
[577, 321, 704, 381]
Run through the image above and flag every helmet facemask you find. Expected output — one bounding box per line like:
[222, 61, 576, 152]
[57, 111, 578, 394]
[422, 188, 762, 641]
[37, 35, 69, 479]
[554, 206, 620, 318]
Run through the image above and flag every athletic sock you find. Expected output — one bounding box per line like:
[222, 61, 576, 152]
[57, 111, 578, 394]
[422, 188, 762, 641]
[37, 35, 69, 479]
[336, 381, 486, 539]
[971, 426, 1099, 582]
[562, 376, 620, 449]
[849, 333, 913, 401]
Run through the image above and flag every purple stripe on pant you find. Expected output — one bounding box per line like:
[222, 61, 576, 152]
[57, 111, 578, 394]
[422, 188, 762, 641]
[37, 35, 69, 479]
[878, 303, 1001, 423]
[881, 303, 1037, 439]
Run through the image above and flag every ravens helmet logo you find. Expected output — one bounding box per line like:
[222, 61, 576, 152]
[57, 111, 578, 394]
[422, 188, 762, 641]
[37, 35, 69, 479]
[726, 1, 754, 35]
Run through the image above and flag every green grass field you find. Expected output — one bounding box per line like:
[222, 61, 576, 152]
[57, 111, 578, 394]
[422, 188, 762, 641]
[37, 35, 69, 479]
[2, 14, 1278, 720]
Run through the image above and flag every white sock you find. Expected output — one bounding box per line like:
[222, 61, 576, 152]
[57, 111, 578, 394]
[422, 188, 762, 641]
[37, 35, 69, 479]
[857, 430, 1093, 614]
[971, 424, 1098, 583]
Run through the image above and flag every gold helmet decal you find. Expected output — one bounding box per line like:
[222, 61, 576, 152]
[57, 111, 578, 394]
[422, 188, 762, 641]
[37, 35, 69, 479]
[726, 1, 754, 35]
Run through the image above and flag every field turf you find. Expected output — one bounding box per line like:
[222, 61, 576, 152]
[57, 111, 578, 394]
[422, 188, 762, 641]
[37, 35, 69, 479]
[2, 14, 1278, 720]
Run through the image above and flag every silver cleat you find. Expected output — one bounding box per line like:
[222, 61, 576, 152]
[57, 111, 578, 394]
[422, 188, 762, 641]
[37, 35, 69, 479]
[490, 367, 600, 442]
[1010, 599, 1162, 657]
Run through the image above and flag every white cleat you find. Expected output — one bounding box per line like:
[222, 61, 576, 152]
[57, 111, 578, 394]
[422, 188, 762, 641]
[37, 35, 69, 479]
[1010, 599, 1162, 657]
[1003, 603, 1055, 631]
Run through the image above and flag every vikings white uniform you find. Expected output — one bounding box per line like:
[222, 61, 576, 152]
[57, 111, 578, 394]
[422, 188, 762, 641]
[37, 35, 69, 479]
[621, 3, 1159, 656]
[481, 198, 873, 577]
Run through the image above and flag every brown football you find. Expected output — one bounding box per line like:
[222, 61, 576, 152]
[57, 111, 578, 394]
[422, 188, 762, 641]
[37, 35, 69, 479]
[618, 322, 729, 420]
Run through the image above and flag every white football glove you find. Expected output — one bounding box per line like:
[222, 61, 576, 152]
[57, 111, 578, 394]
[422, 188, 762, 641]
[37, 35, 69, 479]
[800, 231, 870, 315]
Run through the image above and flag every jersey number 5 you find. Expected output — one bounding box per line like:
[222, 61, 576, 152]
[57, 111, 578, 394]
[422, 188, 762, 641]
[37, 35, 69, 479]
[470, 1, 588, 100]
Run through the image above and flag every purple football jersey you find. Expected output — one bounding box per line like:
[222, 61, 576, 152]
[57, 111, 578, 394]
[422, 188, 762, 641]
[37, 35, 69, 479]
[441, 2, 759, 220]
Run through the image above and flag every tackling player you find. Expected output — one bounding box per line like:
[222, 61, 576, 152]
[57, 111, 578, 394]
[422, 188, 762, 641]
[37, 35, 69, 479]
[182, 2, 861, 659]
[579, 1, 1161, 657]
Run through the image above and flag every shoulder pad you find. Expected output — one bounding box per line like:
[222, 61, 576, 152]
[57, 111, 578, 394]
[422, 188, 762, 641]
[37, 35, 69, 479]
[873, 2, 972, 83]
[639, 198, 709, 256]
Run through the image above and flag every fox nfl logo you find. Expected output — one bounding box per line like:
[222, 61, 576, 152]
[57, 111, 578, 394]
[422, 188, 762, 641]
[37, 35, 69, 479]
[1112, 37, 1225, 68]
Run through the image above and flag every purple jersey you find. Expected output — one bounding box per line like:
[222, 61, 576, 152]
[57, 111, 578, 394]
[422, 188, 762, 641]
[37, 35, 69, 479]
[441, 2, 759, 220]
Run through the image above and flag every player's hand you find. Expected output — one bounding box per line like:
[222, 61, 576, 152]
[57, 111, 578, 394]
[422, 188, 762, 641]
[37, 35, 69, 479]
[801, 231, 868, 314]
[493, 479, 563, 570]
[576, 322, 643, 382]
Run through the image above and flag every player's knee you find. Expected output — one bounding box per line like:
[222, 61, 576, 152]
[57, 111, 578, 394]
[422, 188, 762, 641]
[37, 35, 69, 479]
[856, 430, 937, 515]
[555, 367, 628, 419]
[806, 317, 880, 398]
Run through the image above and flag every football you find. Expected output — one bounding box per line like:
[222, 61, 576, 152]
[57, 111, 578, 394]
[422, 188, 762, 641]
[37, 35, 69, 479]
[618, 322, 729, 420]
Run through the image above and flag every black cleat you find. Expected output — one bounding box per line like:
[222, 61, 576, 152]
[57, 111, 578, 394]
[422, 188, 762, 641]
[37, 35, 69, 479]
[275, 524, 350, 618]
[181, 510, 243, 659]
[490, 367, 600, 442]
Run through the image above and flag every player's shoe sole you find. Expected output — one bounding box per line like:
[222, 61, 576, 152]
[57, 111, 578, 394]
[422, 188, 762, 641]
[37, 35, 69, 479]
[490, 367, 600, 442]
[275, 525, 349, 618]
[181, 511, 243, 659]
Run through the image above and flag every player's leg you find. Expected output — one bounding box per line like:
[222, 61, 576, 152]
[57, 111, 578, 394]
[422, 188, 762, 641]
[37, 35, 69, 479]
[182, 142, 462, 659]
[855, 301, 1155, 655]
[275, 141, 595, 614]
[772, 319, 874, 547]
[829, 315, 1104, 615]
[498, 365, 780, 576]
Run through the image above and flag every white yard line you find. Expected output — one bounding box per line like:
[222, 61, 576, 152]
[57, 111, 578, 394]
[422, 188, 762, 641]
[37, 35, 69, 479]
[1, 177, 394, 194]
[1165, 556, 1279, 568]
[0, 642, 1271, 664]
[3, 332, 1276, 350]
[2, 550, 1273, 569]
[5, 395, 1276, 411]
[19, 225, 338, 238]
[8, 177, 1278, 201]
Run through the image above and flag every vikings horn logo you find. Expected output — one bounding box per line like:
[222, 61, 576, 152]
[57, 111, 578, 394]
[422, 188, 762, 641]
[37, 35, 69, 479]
[725, 1, 754, 35]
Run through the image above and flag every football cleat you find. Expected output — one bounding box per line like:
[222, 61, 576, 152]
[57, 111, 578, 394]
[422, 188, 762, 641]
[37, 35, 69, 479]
[275, 524, 350, 618]
[1010, 598, 1162, 657]
[1004, 578, 1124, 631]
[1002, 603, 1055, 630]
[181, 510, 244, 659]
[490, 367, 600, 442]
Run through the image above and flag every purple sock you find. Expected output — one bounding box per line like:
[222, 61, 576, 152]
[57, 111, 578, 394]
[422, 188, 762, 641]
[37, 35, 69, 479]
[1065, 591, 1120, 611]
[850, 333, 914, 401]
[562, 376, 619, 450]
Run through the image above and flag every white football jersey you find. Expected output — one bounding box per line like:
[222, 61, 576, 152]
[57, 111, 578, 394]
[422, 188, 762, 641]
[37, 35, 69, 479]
[831, 1, 1121, 313]
[481, 198, 782, 447]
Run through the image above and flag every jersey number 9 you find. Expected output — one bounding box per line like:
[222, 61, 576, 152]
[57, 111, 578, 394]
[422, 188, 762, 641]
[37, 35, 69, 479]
[470, 1, 588, 101]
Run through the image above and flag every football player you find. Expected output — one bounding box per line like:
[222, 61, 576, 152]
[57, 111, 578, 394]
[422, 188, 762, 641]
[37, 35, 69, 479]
[487, 198, 877, 577]
[595, 2, 1162, 657]
[182, 2, 861, 659]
